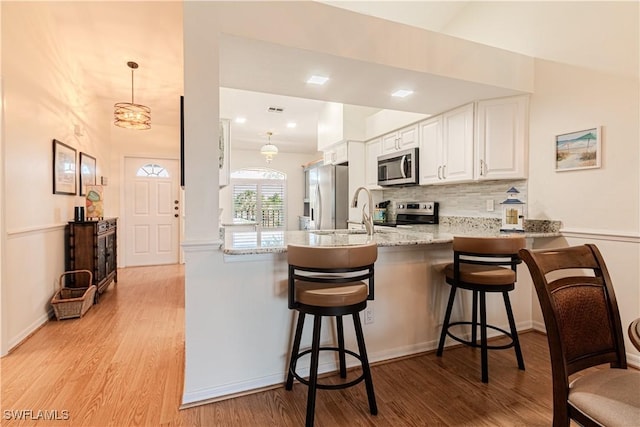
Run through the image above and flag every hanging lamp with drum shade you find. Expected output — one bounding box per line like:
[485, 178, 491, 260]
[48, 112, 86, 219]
[114, 61, 151, 130]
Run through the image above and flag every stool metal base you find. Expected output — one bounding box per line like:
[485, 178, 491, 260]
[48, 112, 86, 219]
[444, 321, 519, 350]
[288, 346, 366, 390]
[436, 287, 525, 383]
[286, 311, 377, 427]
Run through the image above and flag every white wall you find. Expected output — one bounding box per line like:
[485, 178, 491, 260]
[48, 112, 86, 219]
[528, 59, 639, 232]
[0, 2, 181, 352]
[526, 58, 640, 365]
[365, 109, 429, 140]
[0, 2, 6, 355]
[1, 2, 112, 352]
[220, 148, 319, 231]
[317, 102, 344, 150]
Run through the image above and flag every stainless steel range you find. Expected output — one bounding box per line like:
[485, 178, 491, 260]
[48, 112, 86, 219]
[375, 201, 439, 226]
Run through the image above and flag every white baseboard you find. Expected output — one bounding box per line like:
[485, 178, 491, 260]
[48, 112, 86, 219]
[532, 320, 546, 332]
[7, 309, 52, 353]
[181, 321, 533, 407]
[627, 352, 640, 369]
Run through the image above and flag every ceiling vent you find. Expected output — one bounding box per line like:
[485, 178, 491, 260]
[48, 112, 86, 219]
[267, 106, 284, 113]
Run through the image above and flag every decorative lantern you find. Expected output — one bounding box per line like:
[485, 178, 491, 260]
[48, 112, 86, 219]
[500, 187, 525, 232]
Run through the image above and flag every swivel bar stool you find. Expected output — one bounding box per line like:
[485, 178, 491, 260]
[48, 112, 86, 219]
[285, 243, 378, 427]
[437, 236, 526, 383]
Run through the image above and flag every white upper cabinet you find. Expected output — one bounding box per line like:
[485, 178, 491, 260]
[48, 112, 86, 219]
[475, 95, 529, 180]
[323, 141, 349, 165]
[365, 138, 382, 188]
[381, 123, 419, 154]
[418, 116, 443, 184]
[420, 103, 474, 185]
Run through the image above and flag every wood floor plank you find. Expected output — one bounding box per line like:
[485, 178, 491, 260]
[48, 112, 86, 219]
[1, 263, 598, 426]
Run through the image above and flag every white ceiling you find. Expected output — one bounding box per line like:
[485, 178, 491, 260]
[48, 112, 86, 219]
[39, 1, 637, 154]
[218, 33, 521, 153]
[219, 88, 333, 153]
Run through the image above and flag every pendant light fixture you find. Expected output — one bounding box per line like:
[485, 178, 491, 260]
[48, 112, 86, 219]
[260, 131, 278, 163]
[114, 61, 151, 130]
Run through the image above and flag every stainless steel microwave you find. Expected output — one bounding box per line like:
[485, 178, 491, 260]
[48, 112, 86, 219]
[377, 147, 419, 186]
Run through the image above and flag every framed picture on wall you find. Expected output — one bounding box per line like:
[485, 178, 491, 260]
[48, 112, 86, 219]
[79, 152, 97, 196]
[219, 118, 230, 187]
[52, 139, 77, 195]
[555, 127, 601, 172]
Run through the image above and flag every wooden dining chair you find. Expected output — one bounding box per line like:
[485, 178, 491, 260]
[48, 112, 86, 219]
[520, 244, 640, 427]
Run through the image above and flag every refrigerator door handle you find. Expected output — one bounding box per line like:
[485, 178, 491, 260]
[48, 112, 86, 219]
[316, 185, 323, 229]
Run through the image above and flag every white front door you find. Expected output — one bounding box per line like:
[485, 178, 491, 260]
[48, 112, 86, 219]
[124, 157, 180, 266]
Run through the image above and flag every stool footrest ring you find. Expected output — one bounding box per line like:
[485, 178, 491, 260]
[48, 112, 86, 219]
[445, 321, 517, 350]
[290, 346, 365, 390]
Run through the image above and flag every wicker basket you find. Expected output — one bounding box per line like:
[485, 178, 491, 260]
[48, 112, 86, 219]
[51, 270, 96, 320]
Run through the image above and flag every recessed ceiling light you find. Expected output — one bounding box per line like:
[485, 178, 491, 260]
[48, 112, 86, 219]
[287, 122, 297, 128]
[235, 117, 247, 124]
[391, 89, 414, 98]
[307, 75, 329, 85]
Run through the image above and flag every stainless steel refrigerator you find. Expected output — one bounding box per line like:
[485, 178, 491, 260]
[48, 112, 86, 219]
[308, 164, 348, 230]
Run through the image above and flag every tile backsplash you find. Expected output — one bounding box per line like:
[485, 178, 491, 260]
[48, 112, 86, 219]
[382, 179, 528, 218]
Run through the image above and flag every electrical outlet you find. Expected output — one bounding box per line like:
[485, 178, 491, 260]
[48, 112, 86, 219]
[486, 199, 495, 212]
[365, 306, 374, 324]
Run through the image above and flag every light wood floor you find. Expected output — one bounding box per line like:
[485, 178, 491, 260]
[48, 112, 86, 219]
[2, 264, 562, 426]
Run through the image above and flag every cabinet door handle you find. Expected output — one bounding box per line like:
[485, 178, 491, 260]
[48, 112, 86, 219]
[437, 165, 442, 180]
[174, 214, 179, 218]
[442, 165, 447, 179]
[480, 159, 488, 176]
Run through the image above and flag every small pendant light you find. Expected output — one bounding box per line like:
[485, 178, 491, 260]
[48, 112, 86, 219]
[260, 131, 278, 163]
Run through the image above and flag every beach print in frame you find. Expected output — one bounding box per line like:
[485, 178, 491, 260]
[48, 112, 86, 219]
[555, 127, 601, 171]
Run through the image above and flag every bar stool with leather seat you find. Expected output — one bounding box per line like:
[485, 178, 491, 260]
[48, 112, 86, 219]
[285, 243, 378, 427]
[436, 236, 526, 383]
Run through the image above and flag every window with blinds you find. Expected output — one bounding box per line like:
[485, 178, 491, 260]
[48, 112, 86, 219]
[231, 169, 286, 229]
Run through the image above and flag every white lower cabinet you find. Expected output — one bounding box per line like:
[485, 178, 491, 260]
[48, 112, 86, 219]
[475, 95, 528, 180]
[420, 103, 474, 185]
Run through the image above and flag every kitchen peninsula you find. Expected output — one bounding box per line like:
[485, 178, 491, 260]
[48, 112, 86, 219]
[183, 218, 561, 405]
[222, 218, 561, 255]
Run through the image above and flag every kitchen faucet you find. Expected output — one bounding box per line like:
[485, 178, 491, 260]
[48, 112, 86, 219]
[351, 187, 374, 236]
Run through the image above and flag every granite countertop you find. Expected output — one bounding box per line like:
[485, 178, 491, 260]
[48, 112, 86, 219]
[222, 217, 562, 255]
